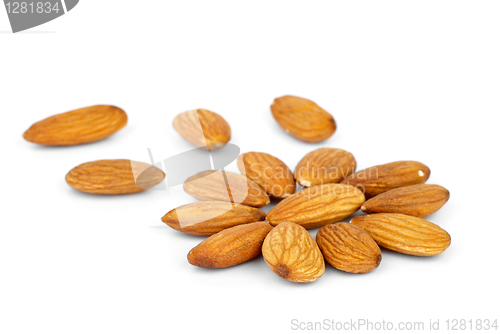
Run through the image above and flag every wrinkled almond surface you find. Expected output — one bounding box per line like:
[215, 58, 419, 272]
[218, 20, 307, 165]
[23, 105, 127, 146]
[161, 201, 266, 235]
[184, 170, 270, 207]
[267, 183, 365, 229]
[294, 148, 356, 187]
[316, 223, 381, 273]
[173, 109, 231, 150]
[271, 95, 336, 143]
[187, 221, 272, 268]
[66, 159, 165, 194]
[351, 213, 451, 256]
[361, 184, 450, 218]
[341, 160, 430, 198]
[237, 151, 296, 198]
[262, 222, 325, 283]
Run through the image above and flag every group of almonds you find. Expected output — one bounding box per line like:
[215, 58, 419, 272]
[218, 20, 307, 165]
[23, 95, 451, 283]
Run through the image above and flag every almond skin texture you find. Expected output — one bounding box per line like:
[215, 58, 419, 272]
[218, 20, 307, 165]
[294, 148, 357, 187]
[161, 201, 266, 235]
[351, 213, 451, 256]
[237, 152, 296, 198]
[23, 105, 127, 146]
[341, 161, 430, 199]
[316, 223, 381, 273]
[66, 159, 165, 195]
[187, 221, 272, 268]
[267, 184, 365, 229]
[361, 184, 450, 218]
[262, 222, 325, 283]
[173, 109, 231, 150]
[271, 95, 336, 143]
[184, 170, 270, 208]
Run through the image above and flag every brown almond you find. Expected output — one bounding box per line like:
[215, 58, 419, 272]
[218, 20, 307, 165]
[184, 170, 270, 208]
[262, 222, 325, 283]
[341, 160, 430, 198]
[66, 159, 165, 194]
[187, 221, 272, 268]
[237, 152, 296, 198]
[267, 184, 365, 229]
[294, 148, 357, 187]
[161, 201, 266, 235]
[351, 213, 451, 256]
[23, 105, 127, 146]
[316, 223, 381, 273]
[361, 184, 450, 218]
[173, 109, 231, 150]
[271, 95, 336, 143]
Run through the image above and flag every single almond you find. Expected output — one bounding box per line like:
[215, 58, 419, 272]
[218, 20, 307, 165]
[271, 95, 336, 143]
[66, 159, 165, 194]
[187, 221, 272, 268]
[161, 201, 266, 235]
[361, 184, 450, 218]
[294, 148, 357, 187]
[316, 222, 381, 273]
[262, 222, 325, 283]
[173, 109, 231, 150]
[237, 152, 296, 198]
[266, 183, 365, 229]
[351, 213, 451, 256]
[23, 105, 127, 146]
[184, 170, 270, 208]
[341, 160, 430, 198]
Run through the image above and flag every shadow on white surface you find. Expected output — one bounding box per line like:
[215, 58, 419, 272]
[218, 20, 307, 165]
[0, 30, 56, 34]
[22, 130, 129, 151]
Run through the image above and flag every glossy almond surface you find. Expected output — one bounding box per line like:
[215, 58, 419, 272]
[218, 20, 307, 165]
[162, 201, 266, 235]
[316, 223, 381, 273]
[66, 159, 165, 194]
[341, 160, 430, 198]
[351, 213, 451, 256]
[267, 183, 365, 229]
[294, 148, 356, 187]
[361, 184, 450, 218]
[262, 222, 325, 283]
[23, 105, 127, 146]
[184, 170, 270, 207]
[173, 109, 230, 150]
[187, 221, 272, 268]
[237, 151, 296, 198]
[271, 95, 336, 143]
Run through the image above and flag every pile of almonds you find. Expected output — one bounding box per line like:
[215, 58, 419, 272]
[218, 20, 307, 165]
[23, 95, 451, 283]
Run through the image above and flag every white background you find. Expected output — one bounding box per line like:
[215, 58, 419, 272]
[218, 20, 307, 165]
[1, 1, 499, 333]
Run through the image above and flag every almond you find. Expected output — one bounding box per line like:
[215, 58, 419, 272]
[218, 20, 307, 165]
[66, 159, 165, 194]
[262, 222, 325, 283]
[316, 223, 381, 273]
[184, 170, 270, 208]
[341, 160, 430, 198]
[294, 148, 356, 187]
[266, 183, 365, 229]
[270, 95, 336, 143]
[23, 105, 127, 146]
[173, 109, 231, 150]
[187, 221, 272, 268]
[350, 213, 451, 256]
[361, 184, 450, 218]
[161, 201, 266, 235]
[237, 152, 296, 198]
